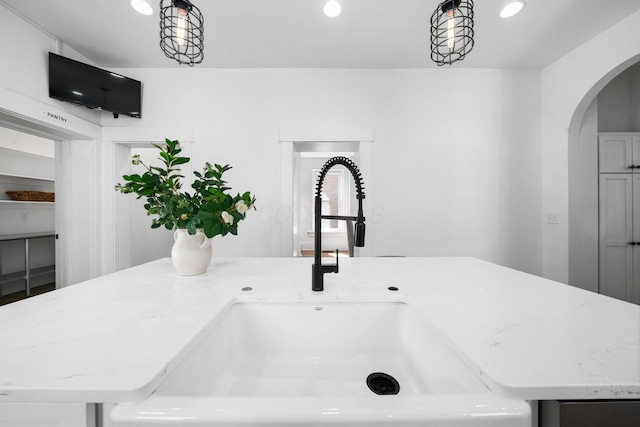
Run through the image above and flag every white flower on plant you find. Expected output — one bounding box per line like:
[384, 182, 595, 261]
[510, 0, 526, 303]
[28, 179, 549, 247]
[131, 154, 141, 165]
[221, 211, 234, 225]
[235, 200, 248, 215]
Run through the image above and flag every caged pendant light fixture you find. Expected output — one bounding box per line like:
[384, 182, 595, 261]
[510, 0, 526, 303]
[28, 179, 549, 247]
[430, 0, 474, 66]
[159, 0, 204, 66]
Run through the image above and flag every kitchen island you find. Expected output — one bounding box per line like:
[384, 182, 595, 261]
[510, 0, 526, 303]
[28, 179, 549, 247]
[0, 257, 638, 425]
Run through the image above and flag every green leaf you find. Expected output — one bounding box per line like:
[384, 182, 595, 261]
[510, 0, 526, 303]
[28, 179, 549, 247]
[164, 138, 177, 151]
[197, 211, 217, 222]
[172, 157, 190, 166]
[222, 194, 233, 209]
[159, 151, 171, 163]
[186, 221, 197, 235]
[203, 221, 214, 237]
[204, 220, 223, 238]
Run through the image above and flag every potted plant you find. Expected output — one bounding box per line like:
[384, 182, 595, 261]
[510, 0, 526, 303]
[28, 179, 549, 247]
[115, 138, 256, 275]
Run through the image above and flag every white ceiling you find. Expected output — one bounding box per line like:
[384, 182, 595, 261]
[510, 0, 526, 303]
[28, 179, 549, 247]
[2, 0, 640, 69]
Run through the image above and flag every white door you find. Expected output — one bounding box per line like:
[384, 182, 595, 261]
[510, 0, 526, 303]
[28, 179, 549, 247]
[633, 135, 640, 171]
[599, 173, 634, 301]
[633, 174, 640, 303]
[599, 134, 634, 173]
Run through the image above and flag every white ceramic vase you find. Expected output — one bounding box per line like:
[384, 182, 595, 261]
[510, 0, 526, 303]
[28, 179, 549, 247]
[171, 228, 212, 276]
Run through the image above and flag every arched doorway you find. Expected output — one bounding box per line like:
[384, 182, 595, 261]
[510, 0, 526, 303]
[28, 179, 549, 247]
[568, 54, 640, 301]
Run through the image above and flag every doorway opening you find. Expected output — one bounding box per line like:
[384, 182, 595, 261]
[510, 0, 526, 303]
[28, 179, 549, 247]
[113, 141, 193, 271]
[569, 57, 640, 304]
[279, 126, 374, 258]
[0, 127, 56, 304]
[293, 142, 359, 258]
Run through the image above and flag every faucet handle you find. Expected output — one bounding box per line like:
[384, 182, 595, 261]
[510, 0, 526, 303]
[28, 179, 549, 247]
[354, 221, 366, 247]
[335, 249, 339, 273]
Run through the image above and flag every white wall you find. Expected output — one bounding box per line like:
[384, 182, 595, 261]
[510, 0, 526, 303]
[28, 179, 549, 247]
[542, 9, 640, 283]
[1, 3, 543, 277]
[103, 67, 543, 274]
[5, 0, 640, 285]
[568, 99, 598, 292]
[0, 3, 102, 125]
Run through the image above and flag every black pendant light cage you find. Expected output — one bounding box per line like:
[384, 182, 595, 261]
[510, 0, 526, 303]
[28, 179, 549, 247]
[430, 0, 474, 66]
[159, 0, 204, 66]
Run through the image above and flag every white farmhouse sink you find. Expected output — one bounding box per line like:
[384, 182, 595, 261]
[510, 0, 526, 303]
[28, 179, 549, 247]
[111, 297, 530, 426]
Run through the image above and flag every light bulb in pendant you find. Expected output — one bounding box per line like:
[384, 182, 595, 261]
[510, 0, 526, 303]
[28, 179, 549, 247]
[176, 7, 188, 46]
[446, 9, 455, 49]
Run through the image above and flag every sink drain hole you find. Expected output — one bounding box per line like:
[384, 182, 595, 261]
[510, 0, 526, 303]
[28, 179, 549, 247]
[366, 372, 400, 395]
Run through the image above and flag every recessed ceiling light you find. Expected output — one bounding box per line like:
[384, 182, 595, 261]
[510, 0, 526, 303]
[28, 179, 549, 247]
[500, 1, 524, 19]
[131, 0, 153, 16]
[323, 0, 342, 18]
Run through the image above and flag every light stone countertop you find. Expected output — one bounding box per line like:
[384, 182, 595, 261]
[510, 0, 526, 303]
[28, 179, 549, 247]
[0, 257, 638, 403]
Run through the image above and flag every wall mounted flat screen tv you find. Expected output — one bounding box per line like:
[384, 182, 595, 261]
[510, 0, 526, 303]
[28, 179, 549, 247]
[48, 52, 142, 118]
